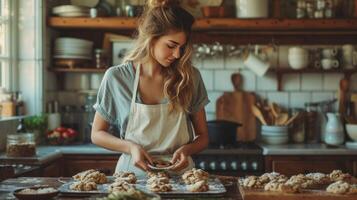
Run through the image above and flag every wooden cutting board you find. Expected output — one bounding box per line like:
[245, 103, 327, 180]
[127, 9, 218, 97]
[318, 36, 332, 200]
[239, 186, 356, 200]
[216, 73, 257, 142]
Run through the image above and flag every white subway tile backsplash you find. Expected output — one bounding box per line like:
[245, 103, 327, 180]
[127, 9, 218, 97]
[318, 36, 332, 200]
[203, 57, 224, 69]
[257, 72, 278, 91]
[225, 57, 245, 69]
[312, 92, 335, 102]
[266, 92, 290, 108]
[290, 92, 312, 108]
[240, 70, 257, 91]
[282, 74, 300, 91]
[193, 58, 203, 69]
[301, 74, 323, 91]
[199, 69, 214, 91]
[206, 91, 223, 113]
[323, 73, 344, 91]
[214, 70, 236, 91]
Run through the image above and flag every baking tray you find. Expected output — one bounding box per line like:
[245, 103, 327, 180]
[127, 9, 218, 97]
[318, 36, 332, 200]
[58, 176, 226, 197]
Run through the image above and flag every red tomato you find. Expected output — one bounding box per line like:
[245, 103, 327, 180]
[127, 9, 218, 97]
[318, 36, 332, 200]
[55, 127, 66, 132]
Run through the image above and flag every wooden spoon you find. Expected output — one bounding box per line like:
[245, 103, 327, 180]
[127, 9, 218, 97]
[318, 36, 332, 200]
[275, 113, 289, 126]
[251, 105, 267, 125]
[338, 78, 349, 115]
[283, 113, 300, 126]
[231, 72, 242, 91]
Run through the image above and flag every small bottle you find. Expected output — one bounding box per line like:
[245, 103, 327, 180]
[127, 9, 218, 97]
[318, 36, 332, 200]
[17, 118, 27, 133]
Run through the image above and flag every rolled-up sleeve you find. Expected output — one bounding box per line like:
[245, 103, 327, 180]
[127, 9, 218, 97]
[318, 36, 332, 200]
[190, 68, 210, 114]
[93, 69, 117, 124]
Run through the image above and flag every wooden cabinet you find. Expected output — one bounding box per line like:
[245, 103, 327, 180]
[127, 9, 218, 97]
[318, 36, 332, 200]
[41, 160, 62, 177]
[265, 155, 355, 176]
[62, 154, 119, 177]
[353, 160, 357, 176]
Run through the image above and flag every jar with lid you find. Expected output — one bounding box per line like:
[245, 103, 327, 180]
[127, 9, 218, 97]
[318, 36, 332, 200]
[94, 48, 108, 69]
[304, 103, 319, 143]
[290, 108, 305, 143]
[6, 119, 36, 157]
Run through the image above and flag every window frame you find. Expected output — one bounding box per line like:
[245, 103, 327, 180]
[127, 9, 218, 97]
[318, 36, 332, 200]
[0, 0, 17, 91]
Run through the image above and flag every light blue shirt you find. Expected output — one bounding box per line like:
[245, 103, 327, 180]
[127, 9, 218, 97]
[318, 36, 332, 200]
[93, 61, 209, 139]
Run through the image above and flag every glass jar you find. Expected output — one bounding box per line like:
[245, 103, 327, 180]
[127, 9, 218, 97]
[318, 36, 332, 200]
[304, 103, 319, 143]
[290, 108, 305, 143]
[6, 133, 36, 157]
[94, 49, 108, 69]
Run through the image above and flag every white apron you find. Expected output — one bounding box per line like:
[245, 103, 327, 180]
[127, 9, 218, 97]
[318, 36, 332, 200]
[115, 64, 194, 177]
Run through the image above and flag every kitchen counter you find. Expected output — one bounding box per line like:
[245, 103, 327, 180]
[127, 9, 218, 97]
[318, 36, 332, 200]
[1, 143, 357, 165]
[261, 143, 357, 155]
[0, 177, 242, 200]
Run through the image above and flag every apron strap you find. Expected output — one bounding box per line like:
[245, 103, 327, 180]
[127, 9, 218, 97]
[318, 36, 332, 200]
[131, 63, 141, 106]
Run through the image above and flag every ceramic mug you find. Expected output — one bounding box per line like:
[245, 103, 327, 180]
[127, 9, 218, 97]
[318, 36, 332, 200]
[235, 0, 269, 18]
[243, 52, 270, 77]
[322, 48, 338, 58]
[321, 59, 339, 70]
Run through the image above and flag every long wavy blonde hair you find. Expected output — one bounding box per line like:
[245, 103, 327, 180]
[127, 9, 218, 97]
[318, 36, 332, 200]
[123, 0, 195, 113]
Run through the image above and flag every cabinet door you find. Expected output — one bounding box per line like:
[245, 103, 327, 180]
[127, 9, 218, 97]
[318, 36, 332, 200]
[64, 160, 117, 176]
[265, 156, 351, 176]
[353, 161, 357, 176]
[271, 160, 346, 176]
[42, 162, 62, 177]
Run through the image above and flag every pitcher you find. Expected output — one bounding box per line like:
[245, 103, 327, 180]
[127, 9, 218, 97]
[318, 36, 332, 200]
[324, 113, 344, 146]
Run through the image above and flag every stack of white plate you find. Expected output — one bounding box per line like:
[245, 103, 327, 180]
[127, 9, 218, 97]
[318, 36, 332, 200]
[52, 5, 90, 17]
[261, 125, 289, 145]
[54, 37, 93, 60]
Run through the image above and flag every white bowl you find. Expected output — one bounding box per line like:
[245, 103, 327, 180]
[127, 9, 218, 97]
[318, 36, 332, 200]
[346, 124, 357, 141]
[288, 47, 308, 55]
[262, 135, 289, 145]
[288, 58, 309, 69]
[261, 125, 288, 136]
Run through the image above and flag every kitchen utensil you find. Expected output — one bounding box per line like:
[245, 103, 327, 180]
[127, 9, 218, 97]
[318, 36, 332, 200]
[251, 105, 267, 125]
[216, 73, 257, 141]
[338, 78, 349, 116]
[243, 52, 270, 77]
[275, 113, 289, 126]
[207, 120, 241, 147]
[345, 124, 357, 141]
[284, 112, 300, 126]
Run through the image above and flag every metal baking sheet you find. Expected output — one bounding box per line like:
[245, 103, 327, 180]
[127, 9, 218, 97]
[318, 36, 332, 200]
[58, 176, 226, 197]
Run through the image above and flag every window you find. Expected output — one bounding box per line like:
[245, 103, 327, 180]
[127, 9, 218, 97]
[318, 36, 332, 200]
[0, 0, 14, 89]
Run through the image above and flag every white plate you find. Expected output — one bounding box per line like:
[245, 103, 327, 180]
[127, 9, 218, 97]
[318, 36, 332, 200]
[57, 12, 90, 17]
[53, 55, 92, 60]
[56, 37, 93, 46]
[346, 141, 357, 149]
[52, 5, 90, 14]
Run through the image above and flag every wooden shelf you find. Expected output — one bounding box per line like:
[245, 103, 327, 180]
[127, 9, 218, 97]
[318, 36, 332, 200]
[48, 17, 357, 31]
[49, 67, 107, 73]
[269, 68, 357, 91]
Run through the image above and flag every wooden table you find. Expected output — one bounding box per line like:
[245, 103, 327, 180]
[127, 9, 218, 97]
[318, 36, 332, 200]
[0, 177, 242, 199]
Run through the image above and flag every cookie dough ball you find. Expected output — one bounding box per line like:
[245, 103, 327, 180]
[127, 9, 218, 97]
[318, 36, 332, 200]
[113, 171, 137, 184]
[108, 180, 134, 193]
[147, 179, 172, 192]
[182, 168, 209, 184]
[240, 176, 265, 189]
[305, 172, 332, 185]
[186, 180, 209, 192]
[70, 181, 97, 191]
[73, 169, 107, 184]
[326, 181, 350, 194]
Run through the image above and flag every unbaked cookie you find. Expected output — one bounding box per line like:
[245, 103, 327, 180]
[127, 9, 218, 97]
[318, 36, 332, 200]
[108, 180, 135, 193]
[113, 171, 137, 184]
[69, 181, 97, 191]
[264, 181, 300, 193]
[326, 180, 350, 194]
[286, 174, 315, 189]
[147, 179, 172, 192]
[73, 169, 107, 184]
[147, 171, 169, 179]
[329, 170, 357, 184]
[305, 172, 331, 185]
[186, 180, 209, 192]
[147, 176, 170, 185]
[240, 176, 265, 189]
[259, 172, 287, 184]
[182, 168, 209, 184]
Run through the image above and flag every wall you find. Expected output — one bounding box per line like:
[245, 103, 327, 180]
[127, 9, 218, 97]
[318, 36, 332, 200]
[194, 45, 357, 121]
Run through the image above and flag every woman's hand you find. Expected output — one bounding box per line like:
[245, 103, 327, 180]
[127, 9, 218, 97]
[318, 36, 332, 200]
[170, 145, 190, 172]
[129, 143, 153, 171]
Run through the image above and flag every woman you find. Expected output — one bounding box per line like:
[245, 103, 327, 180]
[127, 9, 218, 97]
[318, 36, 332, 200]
[91, 0, 209, 177]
